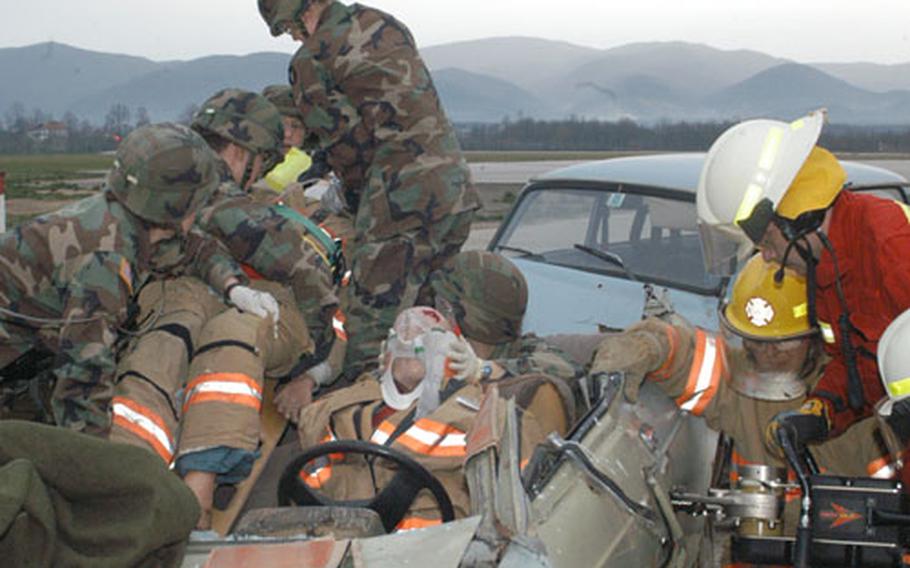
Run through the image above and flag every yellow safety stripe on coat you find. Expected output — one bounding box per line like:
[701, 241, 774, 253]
[818, 321, 836, 344]
[300, 430, 340, 489]
[396, 516, 442, 531]
[897, 201, 910, 224]
[182, 372, 263, 413]
[112, 396, 175, 463]
[887, 376, 910, 398]
[867, 455, 898, 479]
[676, 329, 723, 416]
[333, 309, 348, 342]
[372, 418, 467, 458]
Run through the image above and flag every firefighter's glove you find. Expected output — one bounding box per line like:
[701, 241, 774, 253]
[590, 330, 666, 403]
[447, 337, 485, 384]
[229, 286, 280, 326]
[764, 398, 831, 458]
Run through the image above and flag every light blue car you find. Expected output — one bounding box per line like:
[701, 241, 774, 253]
[489, 153, 909, 336]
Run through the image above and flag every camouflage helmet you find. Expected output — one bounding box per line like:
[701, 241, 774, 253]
[430, 251, 528, 345]
[258, 0, 313, 37]
[107, 122, 220, 227]
[262, 84, 303, 120]
[191, 88, 284, 172]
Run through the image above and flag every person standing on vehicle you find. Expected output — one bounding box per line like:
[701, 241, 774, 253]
[695, 109, 910, 456]
[258, 0, 481, 382]
[0, 123, 255, 436]
[592, 254, 892, 479]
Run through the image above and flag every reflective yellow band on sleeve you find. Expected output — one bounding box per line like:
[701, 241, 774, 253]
[819, 321, 836, 344]
[887, 377, 910, 398]
[897, 202, 910, 224]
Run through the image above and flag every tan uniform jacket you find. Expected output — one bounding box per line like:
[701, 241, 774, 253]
[595, 318, 893, 476]
[297, 377, 545, 530]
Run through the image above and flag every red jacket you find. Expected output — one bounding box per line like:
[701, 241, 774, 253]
[809, 191, 910, 434]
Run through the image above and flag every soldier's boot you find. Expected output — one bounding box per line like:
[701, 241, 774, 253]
[110, 278, 223, 463]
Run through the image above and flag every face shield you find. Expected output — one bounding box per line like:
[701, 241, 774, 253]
[379, 308, 459, 416]
[720, 312, 812, 401]
[698, 221, 756, 276]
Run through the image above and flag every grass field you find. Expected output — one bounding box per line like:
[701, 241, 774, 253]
[0, 154, 113, 199]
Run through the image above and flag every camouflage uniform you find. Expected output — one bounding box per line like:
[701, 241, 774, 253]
[111, 92, 338, 477]
[286, 0, 481, 377]
[0, 124, 239, 435]
[591, 318, 894, 533]
[430, 251, 583, 430]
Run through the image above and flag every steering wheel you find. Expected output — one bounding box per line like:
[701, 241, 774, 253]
[277, 439, 455, 532]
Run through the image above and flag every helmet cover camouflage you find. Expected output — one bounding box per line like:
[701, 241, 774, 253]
[258, 0, 313, 36]
[430, 251, 528, 345]
[107, 122, 220, 227]
[191, 89, 284, 171]
[262, 84, 303, 120]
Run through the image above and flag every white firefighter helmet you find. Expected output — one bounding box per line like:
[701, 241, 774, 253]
[696, 109, 826, 275]
[877, 308, 910, 416]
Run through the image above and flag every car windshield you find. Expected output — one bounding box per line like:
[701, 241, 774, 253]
[495, 186, 724, 295]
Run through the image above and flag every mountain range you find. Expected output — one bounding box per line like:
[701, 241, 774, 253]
[3, 38, 910, 126]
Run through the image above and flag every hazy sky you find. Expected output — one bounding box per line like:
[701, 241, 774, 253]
[2, 0, 909, 64]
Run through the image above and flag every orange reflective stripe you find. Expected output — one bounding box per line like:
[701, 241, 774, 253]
[300, 463, 333, 489]
[867, 455, 898, 479]
[676, 330, 723, 416]
[333, 309, 348, 342]
[396, 419, 467, 458]
[396, 516, 442, 531]
[372, 419, 467, 458]
[111, 396, 174, 463]
[650, 325, 680, 381]
[183, 373, 262, 413]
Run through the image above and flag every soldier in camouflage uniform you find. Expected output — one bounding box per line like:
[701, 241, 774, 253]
[259, 0, 481, 380]
[0, 123, 253, 436]
[431, 251, 583, 433]
[110, 92, 340, 526]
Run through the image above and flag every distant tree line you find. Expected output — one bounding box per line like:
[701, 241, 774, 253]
[4, 102, 910, 155]
[457, 117, 910, 153]
[0, 101, 153, 155]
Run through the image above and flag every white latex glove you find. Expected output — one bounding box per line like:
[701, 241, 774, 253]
[447, 337, 484, 384]
[229, 285, 280, 323]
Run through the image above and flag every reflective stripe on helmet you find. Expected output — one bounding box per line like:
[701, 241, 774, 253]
[886, 376, 910, 398]
[676, 329, 724, 416]
[112, 397, 175, 463]
[182, 373, 263, 413]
